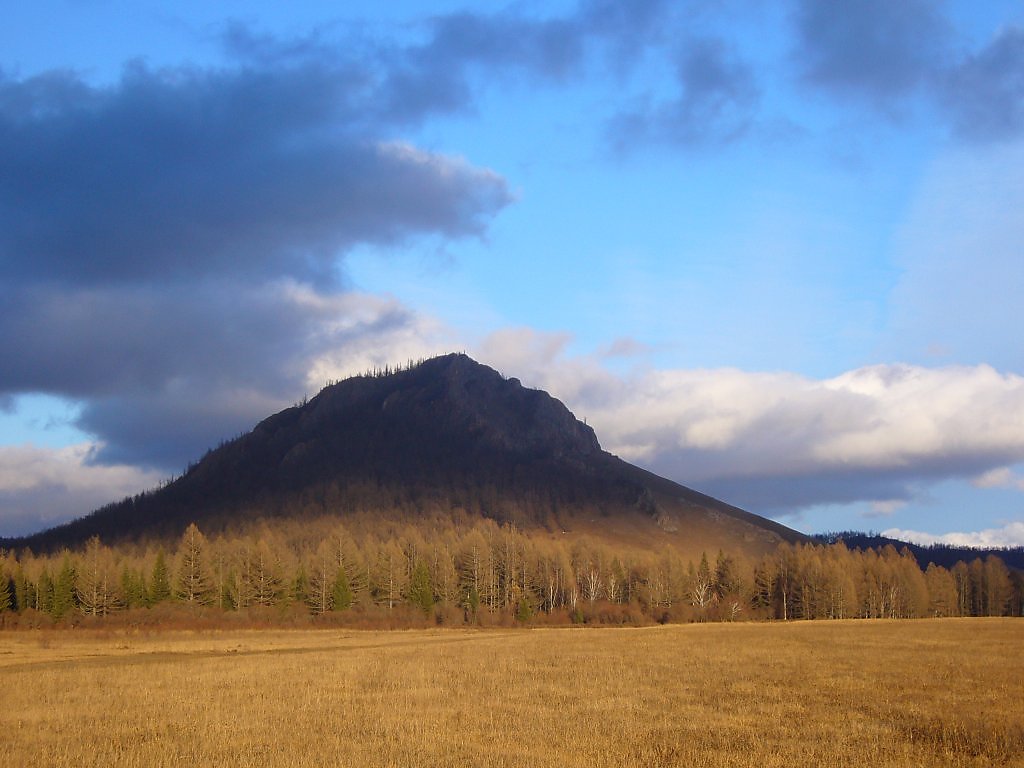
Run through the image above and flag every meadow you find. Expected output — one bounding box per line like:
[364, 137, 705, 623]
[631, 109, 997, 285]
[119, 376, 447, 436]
[1, 619, 1021, 767]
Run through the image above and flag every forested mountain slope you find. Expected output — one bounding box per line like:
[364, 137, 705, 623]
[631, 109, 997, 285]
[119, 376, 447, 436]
[3, 354, 805, 559]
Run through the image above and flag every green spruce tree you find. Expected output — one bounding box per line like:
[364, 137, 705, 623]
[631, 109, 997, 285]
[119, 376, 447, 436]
[52, 556, 77, 619]
[292, 565, 310, 607]
[13, 566, 31, 613]
[121, 566, 147, 609]
[37, 570, 54, 614]
[0, 574, 12, 613]
[464, 584, 481, 619]
[331, 567, 353, 612]
[149, 549, 171, 604]
[407, 561, 433, 615]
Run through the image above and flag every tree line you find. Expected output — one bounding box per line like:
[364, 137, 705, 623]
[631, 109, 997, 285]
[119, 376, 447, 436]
[1, 517, 1021, 626]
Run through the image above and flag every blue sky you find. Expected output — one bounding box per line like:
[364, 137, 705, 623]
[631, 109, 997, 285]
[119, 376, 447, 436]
[2, 0, 1024, 545]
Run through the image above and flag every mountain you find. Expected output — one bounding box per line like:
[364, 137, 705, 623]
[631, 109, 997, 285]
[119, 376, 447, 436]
[4, 353, 806, 557]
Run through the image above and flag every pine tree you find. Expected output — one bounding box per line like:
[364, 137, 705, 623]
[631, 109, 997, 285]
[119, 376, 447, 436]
[150, 549, 172, 604]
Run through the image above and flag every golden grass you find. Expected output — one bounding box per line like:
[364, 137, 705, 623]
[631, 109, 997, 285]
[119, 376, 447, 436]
[1, 619, 1021, 767]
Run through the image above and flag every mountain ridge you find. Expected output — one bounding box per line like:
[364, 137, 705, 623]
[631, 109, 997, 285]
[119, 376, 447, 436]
[3, 353, 807, 557]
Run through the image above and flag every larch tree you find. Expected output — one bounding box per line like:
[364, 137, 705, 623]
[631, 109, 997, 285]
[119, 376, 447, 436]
[175, 523, 213, 605]
[370, 540, 408, 610]
[984, 555, 1012, 616]
[456, 529, 489, 614]
[307, 539, 336, 615]
[690, 552, 714, 610]
[76, 536, 121, 616]
[924, 563, 958, 617]
[247, 538, 285, 607]
[429, 539, 460, 607]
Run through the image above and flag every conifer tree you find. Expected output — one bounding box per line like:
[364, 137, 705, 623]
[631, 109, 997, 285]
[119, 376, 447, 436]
[0, 573, 11, 613]
[77, 537, 120, 616]
[175, 524, 213, 605]
[408, 560, 434, 615]
[292, 565, 310, 607]
[13, 565, 31, 613]
[713, 550, 738, 599]
[36, 570, 54, 614]
[308, 541, 335, 615]
[331, 566, 353, 612]
[690, 552, 714, 608]
[52, 556, 77, 619]
[120, 566, 148, 609]
[464, 584, 481, 619]
[150, 549, 172, 604]
[248, 538, 284, 607]
[222, 568, 241, 611]
[515, 593, 533, 623]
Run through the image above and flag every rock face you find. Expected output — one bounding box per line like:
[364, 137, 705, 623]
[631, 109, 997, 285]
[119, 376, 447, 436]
[185, 353, 608, 502]
[6, 353, 807, 555]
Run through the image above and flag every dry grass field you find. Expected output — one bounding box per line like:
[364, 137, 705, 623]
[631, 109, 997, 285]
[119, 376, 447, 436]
[1, 619, 1021, 767]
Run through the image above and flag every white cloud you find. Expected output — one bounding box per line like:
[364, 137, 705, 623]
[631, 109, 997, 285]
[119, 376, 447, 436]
[0, 443, 162, 537]
[972, 467, 1024, 491]
[475, 328, 1024, 511]
[302, 289, 458, 387]
[867, 499, 907, 518]
[883, 522, 1024, 549]
[9, 323, 1024, 537]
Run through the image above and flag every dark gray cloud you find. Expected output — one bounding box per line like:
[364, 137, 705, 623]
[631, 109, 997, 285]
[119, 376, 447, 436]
[697, 470, 918, 515]
[0, 1, 690, 487]
[1, 283, 334, 397]
[687, 455, 1014, 516]
[376, 0, 674, 124]
[0, 34, 515, 478]
[792, 0, 949, 105]
[0, 63, 510, 288]
[609, 38, 759, 149]
[0, 280, 428, 468]
[790, 1, 1024, 143]
[941, 27, 1024, 142]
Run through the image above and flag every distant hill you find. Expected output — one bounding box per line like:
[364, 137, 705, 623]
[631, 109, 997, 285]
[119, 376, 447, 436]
[3, 353, 806, 558]
[814, 532, 1024, 571]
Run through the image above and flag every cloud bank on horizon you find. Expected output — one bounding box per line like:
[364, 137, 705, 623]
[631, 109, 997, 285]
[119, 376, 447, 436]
[1, 0, 1023, 544]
